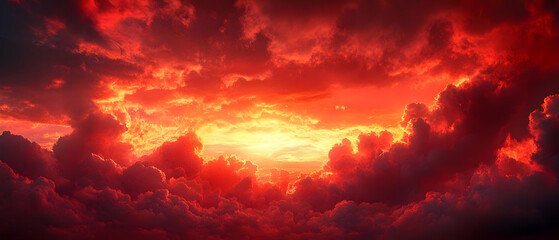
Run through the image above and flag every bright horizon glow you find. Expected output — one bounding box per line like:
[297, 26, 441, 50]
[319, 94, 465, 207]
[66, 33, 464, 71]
[2, 0, 559, 239]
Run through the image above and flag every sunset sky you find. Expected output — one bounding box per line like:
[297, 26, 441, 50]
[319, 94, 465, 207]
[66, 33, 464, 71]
[0, 0, 500, 168]
[2, 0, 559, 239]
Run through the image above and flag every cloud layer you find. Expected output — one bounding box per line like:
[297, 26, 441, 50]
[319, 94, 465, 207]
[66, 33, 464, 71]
[2, 72, 559, 238]
[2, 0, 559, 239]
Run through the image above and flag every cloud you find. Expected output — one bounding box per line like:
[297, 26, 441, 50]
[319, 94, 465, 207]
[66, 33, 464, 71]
[141, 133, 203, 179]
[0, 161, 85, 239]
[53, 113, 133, 172]
[2, 89, 559, 238]
[2, 0, 559, 239]
[530, 95, 559, 174]
[0, 131, 56, 179]
[0, 0, 142, 124]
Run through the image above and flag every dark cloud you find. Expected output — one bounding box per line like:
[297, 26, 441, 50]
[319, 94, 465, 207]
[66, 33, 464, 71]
[530, 95, 559, 174]
[0, 131, 56, 179]
[0, 162, 86, 239]
[142, 133, 203, 179]
[2, 0, 559, 239]
[122, 162, 167, 197]
[0, 0, 141, 123]
[2, 89, 559, 238]
[53, 113, 133, 172]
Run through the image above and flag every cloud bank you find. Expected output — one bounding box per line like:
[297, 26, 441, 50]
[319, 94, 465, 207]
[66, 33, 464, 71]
[2, 0, 559, 239]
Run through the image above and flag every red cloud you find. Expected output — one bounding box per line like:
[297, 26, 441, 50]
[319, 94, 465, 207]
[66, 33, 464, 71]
[142, 133, 203, 179]
[2, 0, 559, 239]
[2, 90, 559, 238]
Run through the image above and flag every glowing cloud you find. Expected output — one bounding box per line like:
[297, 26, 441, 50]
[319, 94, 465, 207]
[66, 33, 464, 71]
[2, 0, 559, 239]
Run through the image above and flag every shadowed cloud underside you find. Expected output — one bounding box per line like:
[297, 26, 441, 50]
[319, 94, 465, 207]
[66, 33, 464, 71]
[2, 0, 559, 239]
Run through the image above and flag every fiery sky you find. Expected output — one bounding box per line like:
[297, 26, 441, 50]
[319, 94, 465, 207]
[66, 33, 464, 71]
[2, 0, 559, 239]
[0, 0, 497, 170]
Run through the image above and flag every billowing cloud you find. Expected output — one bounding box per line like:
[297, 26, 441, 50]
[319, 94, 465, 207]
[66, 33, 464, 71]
[2, 0, 559, 239]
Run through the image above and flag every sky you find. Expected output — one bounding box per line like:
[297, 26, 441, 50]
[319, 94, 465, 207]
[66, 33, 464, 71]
[1, 0, 559, 239]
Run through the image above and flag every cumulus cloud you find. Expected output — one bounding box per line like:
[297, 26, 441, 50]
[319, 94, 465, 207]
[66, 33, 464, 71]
[2, 0, 559, 239]
[53, 113, 133, 173]
[141, 133, 203, 179]
[2, 89, 559, 238]
[0, 131, 56, 179]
